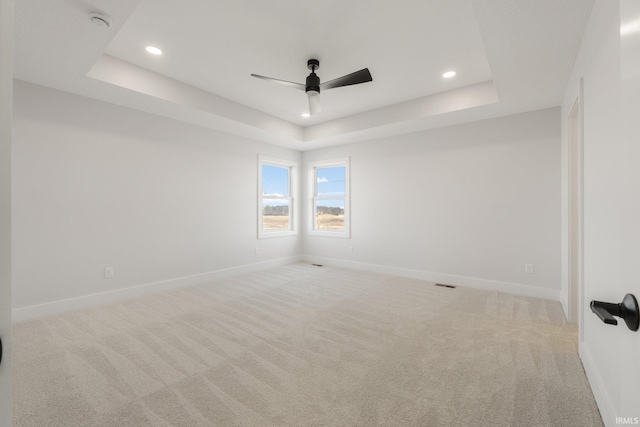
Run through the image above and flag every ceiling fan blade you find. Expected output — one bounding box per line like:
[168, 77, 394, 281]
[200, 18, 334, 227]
[250, 74, 305, 90]
[308, 92, 321, 115]
[320, 68, 372, 90]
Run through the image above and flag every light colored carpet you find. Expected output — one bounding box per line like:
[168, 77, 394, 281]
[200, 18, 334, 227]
[12, 263, 602, 426]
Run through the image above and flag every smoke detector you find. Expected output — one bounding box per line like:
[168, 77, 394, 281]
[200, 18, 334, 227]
[89, 11, 111, 28]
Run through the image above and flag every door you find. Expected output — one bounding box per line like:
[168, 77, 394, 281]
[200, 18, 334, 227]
[0, 0, 12, 424]
[582, 1, 640, 425]
[617, 0, 640, 419]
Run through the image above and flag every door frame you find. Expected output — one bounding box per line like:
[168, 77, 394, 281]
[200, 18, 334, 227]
[567, 80, 585, 340]
[0, 0, 13, 424]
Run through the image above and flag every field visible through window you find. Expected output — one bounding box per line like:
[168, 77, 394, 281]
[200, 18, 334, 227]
[316, 213, 344, 229]
[263, 215, 290, 230]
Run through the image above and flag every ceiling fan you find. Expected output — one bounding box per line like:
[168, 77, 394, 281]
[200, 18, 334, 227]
[251, 59, 372, 116]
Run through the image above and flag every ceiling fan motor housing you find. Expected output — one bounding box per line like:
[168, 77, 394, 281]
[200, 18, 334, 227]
[306, 73, 320, 94]
[306, 59, 320, 94]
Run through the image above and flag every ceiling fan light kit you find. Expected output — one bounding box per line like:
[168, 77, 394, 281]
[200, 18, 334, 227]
[251, 59, 372, 116]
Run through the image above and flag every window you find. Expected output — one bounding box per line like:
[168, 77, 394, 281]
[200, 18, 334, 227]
[258, 156, 297, 238]
[309, 158, 350, 238]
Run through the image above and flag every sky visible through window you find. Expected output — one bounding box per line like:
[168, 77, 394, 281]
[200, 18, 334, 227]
[316, 166, 345, 208]
[262, 164, 346, 208]
[262, 164, 289, 206]
[260, 160, 296, 234]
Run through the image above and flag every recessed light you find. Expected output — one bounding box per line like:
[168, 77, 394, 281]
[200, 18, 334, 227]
[301, 113, 311, 118]
[443, 71, 456, 79]
[621, 19, 640, 35]
[145, 46, 163, 56]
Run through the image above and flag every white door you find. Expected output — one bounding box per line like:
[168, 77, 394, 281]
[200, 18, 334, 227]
[582, 1, 640, 425]
[0, 0, 12, 424]
[617, 0, 640, 420]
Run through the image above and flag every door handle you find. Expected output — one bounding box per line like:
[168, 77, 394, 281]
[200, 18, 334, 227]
[590, 293, 639, 331]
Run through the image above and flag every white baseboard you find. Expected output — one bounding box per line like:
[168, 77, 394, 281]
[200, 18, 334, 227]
[560, 293, 569, 322]
[302, 255, 561, 301]
[12, 255, 303, 324]
[580, 342, 614, 427]
[13, 255, 560, 323]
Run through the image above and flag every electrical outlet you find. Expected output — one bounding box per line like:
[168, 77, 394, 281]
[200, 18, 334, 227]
[525, 264, 535, 274]
[254, 247, 260, 255]
[104, 267, 114, 278]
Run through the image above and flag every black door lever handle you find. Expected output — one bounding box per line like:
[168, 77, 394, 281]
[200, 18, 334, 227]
[590, 294, 639, 331]
[590, 303, 618, 325]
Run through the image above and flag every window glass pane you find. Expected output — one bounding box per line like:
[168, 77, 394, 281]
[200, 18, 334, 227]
[262, 164, 289, 197]
[316, 166, 345, 197]
[315, 199, 344, 229]
[263, 199, 290, 230]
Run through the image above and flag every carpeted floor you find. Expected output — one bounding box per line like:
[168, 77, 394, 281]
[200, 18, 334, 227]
[12, 263, 602, 426]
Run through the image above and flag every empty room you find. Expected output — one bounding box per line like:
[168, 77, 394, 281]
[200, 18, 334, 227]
[1, 0, 639, 426]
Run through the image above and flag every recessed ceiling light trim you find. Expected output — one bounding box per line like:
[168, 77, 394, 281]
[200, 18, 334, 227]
[442, 71, 457, 78]
[145, 46, 163, 56]
[301, 113, 311, 118]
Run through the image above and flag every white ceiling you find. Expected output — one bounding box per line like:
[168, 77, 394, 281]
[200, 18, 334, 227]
[104, 0, 493, 125]
[13, 0, 594, 150]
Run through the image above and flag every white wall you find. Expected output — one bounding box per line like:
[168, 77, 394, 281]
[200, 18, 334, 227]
[12, 81, 302, 320]
[12, 82, 563, 322]
[303, 108, 561, 300]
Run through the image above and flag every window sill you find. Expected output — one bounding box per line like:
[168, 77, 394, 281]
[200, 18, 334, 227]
[308, 229, 350, 239]
[258, 230, 298, 239]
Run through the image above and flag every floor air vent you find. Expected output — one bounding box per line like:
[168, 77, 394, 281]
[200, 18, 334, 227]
[311, 264, 324, 267]
[435, 283, 456, 289]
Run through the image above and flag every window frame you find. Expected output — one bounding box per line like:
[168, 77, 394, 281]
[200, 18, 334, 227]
[308, 157, 350, 238]
[258, 155, 297, 239]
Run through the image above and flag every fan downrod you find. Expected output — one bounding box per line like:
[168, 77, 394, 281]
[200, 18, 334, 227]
[307, 59, 319, 72]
